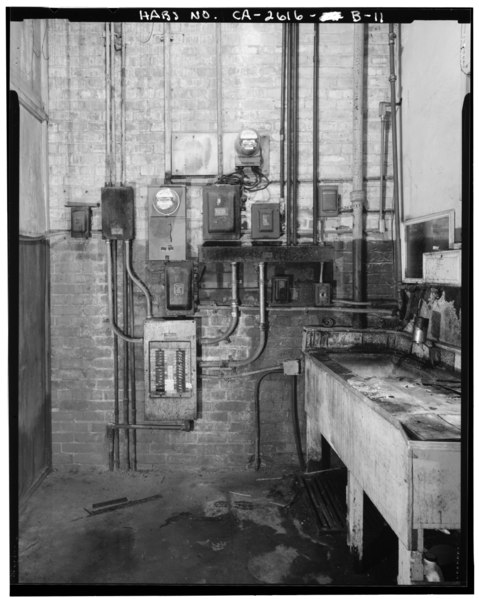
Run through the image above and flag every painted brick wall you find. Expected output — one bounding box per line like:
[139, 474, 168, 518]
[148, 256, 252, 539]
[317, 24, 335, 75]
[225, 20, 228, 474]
[48, 20, 394, 471]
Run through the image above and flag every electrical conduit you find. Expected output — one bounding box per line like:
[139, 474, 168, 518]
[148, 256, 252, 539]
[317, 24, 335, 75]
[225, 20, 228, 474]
[201, 262, 239, 345]
[106, 240, 143, 343]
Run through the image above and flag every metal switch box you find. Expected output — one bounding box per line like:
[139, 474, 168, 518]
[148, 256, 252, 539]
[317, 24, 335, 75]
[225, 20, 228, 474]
[203, 184, 241, 241]
[144, 319, 197, 421]
[101, 186, 135, 240]
[318, 185, 339, 217]
[272, 275, 293, 304]
[251, 202, 281, 239]
[315, 283, 331, 306]
[166, 262, 193, 311]
[148, 185, 186, 261]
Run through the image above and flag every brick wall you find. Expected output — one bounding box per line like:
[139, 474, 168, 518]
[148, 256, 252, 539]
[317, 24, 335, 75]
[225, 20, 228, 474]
[48, 20, 394, 470]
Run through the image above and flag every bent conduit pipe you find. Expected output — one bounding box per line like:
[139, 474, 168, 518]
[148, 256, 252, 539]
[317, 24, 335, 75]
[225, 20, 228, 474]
[106, 240, 143, 343]
[229, 262, 267, 368]
[199, 262, 267, 369]
[125, 240, 153, 319]
[254, 369, 305, 472]
[202, 262, 239, 345]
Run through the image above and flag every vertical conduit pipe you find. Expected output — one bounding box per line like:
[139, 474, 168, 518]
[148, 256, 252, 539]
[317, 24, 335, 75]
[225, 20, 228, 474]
[291, 24, 299, 246]
[285, 24, 292, 246]
[216, 23, 223, 178]
[388, 23, 402, 301]
[312, 23, 319, 245]
[128, 272, 137, 470]
[254, 368, 282, 470]
[111, 241, 120, 468]
[122, 243, 130, 470]
[110, 23, 117, 185]
[280, 23, 287, 206]
[351, 24, 366, 327]
[125, 240, 153, 319]
[164, 23, 172, 182]
[120, 23, 126, 185]
[105, 23, 112, 185]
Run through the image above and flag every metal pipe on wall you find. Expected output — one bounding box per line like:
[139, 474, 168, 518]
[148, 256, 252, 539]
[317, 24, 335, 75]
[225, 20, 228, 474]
[110, 23, 117, 185]
[312, 22, 320, 245]
[201, 262, 239, 345]
[216, 23, 223, 178]
[291, 23, 299, 246]
[111, 240, 120, 468]
[120, 22, 126, 185]
[105, 23, 112, 185]
[125, 240, 153, 319]
[351, 24, 366, 326]
[388, 23, 403, 301]
[164, 22, 172, 182]
[199, 262, 267, 369]
[285, 24, 292, 246]
[127, 268, 137, 470]
[106, 240, 143, 344]
[280, 24, 287, 207]
[122, 243, 130, 469]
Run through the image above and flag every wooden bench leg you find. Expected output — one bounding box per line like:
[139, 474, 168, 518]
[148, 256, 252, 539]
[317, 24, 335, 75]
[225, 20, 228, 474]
[398, 543, 424, 585]
[347, 471, 364, 566]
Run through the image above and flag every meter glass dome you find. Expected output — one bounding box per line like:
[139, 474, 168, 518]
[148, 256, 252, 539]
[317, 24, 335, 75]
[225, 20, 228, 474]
[153, 188, 181, 216]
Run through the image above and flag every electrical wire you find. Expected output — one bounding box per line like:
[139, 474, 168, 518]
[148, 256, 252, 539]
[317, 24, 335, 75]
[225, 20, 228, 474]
[216, 166, 271, 193]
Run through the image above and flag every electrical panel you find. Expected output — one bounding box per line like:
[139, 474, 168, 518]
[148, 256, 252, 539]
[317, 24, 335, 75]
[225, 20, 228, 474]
[202, 184, 241, 241]
[251, 202, 281, 239]
[144, 319, 197, 421]
[271, 275, 293, 304]
[101, 186, 135, 240]
[318, 185, 339, 217]
[148, 185, 187, 261]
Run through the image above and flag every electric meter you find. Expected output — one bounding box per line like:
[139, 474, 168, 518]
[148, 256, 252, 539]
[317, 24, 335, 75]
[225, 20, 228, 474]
[152, 187, 181, 216]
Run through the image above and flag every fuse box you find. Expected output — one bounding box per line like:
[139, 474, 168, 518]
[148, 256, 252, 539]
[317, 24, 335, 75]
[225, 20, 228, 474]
[318, 185, 339, 217]
[202, 184, 241, 241]
[144, 319, 197, 421]
[251, 202, 281, 239]
[271, 275, 293, 304]
[148, 185, 187, 261]
[101, 186, 135, 240]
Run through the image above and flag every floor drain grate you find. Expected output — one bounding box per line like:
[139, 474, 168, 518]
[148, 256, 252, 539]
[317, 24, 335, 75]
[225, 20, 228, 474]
[299, 468, 347, 532]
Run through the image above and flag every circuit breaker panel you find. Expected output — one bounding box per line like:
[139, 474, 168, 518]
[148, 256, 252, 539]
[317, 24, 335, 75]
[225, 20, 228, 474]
[143, 319, 197, 421]
[148, 185, 187, 261]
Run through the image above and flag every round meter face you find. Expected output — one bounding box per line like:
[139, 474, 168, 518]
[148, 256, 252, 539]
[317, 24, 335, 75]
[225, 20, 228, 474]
[152, 188, 181, 216]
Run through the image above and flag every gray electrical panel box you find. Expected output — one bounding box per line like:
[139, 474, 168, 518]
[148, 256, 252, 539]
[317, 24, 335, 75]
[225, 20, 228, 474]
[101, 186, 135, 240]
[203, 184, 241, 241]
[144, 319, 197, 421]
[251, 202, 281, 239]
[148, 185, 187, 261]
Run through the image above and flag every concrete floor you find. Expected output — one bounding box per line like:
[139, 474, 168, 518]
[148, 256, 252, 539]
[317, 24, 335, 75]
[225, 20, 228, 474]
[16, 466, 398, 590]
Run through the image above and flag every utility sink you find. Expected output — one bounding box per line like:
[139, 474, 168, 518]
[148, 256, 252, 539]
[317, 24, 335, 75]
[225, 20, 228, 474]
[322, 352, 461, 441]
[304, 347, 462, 584]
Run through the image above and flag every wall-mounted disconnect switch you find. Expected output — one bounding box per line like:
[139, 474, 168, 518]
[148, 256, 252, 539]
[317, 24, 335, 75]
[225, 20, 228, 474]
[202, 184, 241, 241]
[318, 185, 340, 218]
[144, 318, 197, 421]
[101, 186, 135, 240]
[271, 275, 293, 304]
[66, 202, 98, 239]
[315, 282, 331, 306]
[251, 202, 281, 239]
[148, 185, 187, 261]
